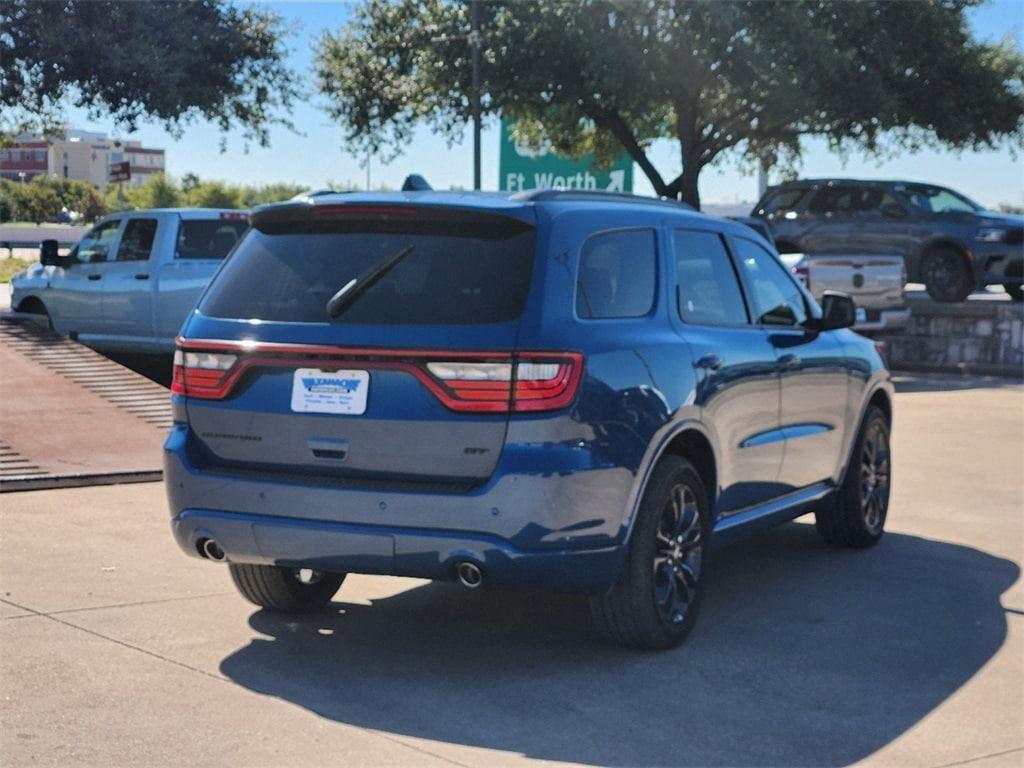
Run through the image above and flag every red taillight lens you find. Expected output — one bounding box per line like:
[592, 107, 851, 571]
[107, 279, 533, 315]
[423, 354, 583, 412]
[172, 341, 583, 412]
[171, 349, 238, 399]
[793, 265, 810, 292]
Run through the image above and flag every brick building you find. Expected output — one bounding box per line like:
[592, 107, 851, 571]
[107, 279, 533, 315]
[0, 129, 165, 189]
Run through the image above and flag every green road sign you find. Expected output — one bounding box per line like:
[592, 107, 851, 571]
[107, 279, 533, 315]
[499, 118, 633, 193]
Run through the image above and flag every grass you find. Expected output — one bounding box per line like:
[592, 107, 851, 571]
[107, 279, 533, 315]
[0, 257, 34, 283]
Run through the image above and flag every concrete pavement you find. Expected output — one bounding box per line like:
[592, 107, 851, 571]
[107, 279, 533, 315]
[1, 373, 1021, 767]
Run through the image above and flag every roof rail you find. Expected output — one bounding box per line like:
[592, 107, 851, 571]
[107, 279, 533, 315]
[510, 189, 696, 211]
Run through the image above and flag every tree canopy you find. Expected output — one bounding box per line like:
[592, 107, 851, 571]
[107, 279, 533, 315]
[316, 0, 1024, 208]
[1, 0, 299, 146]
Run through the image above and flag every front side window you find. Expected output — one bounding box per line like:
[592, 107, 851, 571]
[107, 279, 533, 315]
[732, 237, 808, 326]
[576, 229, 657, 319]
[674, 229, 748, 326]
[74, 220, 121, 263]
[903, 185, 981, 214]
[115, 218, 158, 261]
[176, 220, 248, 260]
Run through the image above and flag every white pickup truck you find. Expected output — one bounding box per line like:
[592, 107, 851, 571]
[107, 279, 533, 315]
[10, 208, 248, 353]
[780, 252, 910, 332]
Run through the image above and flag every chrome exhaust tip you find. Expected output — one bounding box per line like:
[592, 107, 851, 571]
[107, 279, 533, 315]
[455, 561, 483, 588]
[199, 538, 226, 562]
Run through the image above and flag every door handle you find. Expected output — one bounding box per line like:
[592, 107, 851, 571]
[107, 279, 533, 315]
[134, 273, 149, 280]
[87, 274, 101, 281]
[778, 353, 801, 370]
[694, 353, 723, 371]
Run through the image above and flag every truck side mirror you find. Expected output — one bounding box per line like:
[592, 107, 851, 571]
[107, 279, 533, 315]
[39, 239, 63, 266]
[818, 291, 857, 331]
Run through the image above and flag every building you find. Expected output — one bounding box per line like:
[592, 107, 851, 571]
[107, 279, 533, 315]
[0, 129, 165, 189]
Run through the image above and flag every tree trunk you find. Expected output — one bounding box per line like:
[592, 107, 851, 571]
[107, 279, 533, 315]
[678, 160, 701, 210]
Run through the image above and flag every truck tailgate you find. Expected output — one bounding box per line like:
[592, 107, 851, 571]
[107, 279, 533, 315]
[804, 254, 904, 310]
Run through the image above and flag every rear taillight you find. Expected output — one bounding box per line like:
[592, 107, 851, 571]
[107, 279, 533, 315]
[171, 349, 238, 399]
[172, 341, 583, 413]
[793, 265, 810, 292]
[424, 355, 582, 412]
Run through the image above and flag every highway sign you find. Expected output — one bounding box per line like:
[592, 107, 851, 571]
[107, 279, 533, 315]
[498, 118, 633, 193]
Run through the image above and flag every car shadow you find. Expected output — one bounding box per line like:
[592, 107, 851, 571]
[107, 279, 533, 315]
[219, 522, 1018, 767]
[892, 372, 1022, 393]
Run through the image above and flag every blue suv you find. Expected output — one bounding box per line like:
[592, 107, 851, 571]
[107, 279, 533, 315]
[165, 190, 893, 650]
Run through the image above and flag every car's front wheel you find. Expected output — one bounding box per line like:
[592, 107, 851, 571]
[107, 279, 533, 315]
[816, 405, 891, 548]
[922, 246, 974, 303]
[229, 563, 345, 613]
[590, 456, 711, 650]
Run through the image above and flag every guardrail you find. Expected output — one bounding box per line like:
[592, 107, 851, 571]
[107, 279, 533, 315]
[1, 240, 76, 257]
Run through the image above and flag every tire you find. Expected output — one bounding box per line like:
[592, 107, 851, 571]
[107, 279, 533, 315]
[922, 246, 974, 303]
[228, 563, 345, 613]
[1006, 283, 1023, 302]
[590, 456, 711, 650]
[816, 406, 891, 548]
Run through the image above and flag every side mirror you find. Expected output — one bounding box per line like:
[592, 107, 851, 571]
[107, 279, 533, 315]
[880, 202, 906, 220]
[817, 291, 857, 331]
[39, 239, 65, 266]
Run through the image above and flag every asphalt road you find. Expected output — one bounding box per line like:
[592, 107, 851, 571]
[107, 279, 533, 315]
[1, 373, 1021, 767]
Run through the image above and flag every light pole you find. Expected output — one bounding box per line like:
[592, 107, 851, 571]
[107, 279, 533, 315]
[470, 0, 481, 190]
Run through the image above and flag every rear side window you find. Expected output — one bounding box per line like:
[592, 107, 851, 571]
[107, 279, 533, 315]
[115, 218, 157, 262]
[756, 188, 806, 216]
[674, 230, 748, 326]
[576, 229, 656, 319]
[176, 220, 248, 260]
[199, 218, 535, 325]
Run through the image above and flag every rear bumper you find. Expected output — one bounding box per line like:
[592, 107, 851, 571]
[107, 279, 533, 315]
[854, 307, 912, 332]
[171, 508, 624, 593]
[163, 423, 632, 593]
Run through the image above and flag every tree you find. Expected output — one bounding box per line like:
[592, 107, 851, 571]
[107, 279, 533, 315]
[186, 181, 245, 209]
[79, 187, 108, 223]
[315, 0, 1024, 209]
[1, 1, 299, 146]
[242, 182, 308, 207]
[1, 181, 62, 224]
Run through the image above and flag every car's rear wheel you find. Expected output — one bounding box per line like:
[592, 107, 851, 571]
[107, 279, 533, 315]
[590, 456, 710, 650]
[816, 405, 891, 548]
[922, 246, 974, 303]
[229, 563, 345, 612]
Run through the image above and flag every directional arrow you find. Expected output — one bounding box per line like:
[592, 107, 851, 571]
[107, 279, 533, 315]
[606, 170, 625, 193]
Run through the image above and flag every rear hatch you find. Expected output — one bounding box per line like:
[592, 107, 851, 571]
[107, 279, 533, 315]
[174, 201, 578, 489]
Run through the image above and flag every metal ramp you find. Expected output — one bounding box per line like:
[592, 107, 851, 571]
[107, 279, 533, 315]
[0, 318, 171, 491]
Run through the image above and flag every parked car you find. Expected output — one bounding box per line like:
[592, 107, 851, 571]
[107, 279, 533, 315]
[779, 252, 909, 333]
[751, 179, 1023, 302]
[165, 190, 893, 650]
[10, 208, 248, 353]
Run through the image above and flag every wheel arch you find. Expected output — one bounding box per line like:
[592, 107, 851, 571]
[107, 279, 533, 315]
[913, 237, 975, 282]
[14, 294, 48, 315]
[622, 421, 720, 546]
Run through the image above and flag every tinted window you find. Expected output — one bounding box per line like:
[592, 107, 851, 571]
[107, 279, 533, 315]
[200, 222, 535, 325]
[576, 229, 656, 319]
[732, 237, 807, 326]
[903, 185, 981, 214]
[176, 220, 248, 260]
[757, 188, 806, 216]
[74, 220, 120, 263]
[115, 218, 157, 262]
[807, 185, 861, 214]
[674, 230, 748, 325]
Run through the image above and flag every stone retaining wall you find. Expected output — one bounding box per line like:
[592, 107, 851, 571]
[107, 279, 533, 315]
[884, 298, 1023, 378]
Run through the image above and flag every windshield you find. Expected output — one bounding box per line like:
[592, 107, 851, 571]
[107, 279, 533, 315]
[199, 218, 535, 325]
[902, 185, 983, 214]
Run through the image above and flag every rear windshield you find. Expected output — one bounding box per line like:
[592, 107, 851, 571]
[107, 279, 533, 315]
[176, 219, 248, 260]
[198, 216, 535, 325]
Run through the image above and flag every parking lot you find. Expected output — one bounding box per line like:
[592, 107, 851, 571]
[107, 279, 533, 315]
[0, 372, 1020, 768]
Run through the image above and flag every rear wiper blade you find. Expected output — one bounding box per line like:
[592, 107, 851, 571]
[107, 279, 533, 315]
[326, 245, 415, 318]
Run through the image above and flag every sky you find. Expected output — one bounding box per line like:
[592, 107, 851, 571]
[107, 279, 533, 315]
[63, 0, 1024, 208]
